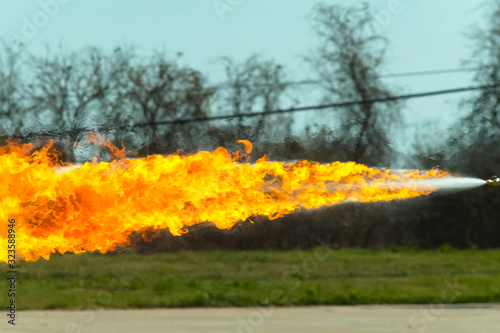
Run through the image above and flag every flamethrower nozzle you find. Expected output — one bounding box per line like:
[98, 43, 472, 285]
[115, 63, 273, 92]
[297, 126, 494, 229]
[486, 176, 500, 186]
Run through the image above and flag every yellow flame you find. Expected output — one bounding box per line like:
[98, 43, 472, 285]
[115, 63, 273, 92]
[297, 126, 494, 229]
[0, 139, 449, 262]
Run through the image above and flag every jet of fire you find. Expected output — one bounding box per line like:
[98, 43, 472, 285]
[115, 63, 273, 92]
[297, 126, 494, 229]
[0, 139, 449, 262]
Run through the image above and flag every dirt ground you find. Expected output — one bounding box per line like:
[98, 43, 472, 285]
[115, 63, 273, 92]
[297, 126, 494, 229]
[2, 304, 499, 333]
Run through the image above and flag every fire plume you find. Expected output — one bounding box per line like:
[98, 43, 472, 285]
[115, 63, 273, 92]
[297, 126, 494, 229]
[0, 139, 449, 262]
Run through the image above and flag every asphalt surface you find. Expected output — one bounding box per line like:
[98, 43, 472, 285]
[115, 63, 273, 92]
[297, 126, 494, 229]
[2, 304, 499, 333]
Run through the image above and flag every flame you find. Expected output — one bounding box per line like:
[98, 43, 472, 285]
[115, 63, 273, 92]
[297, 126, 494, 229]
[0, 139, 449, 262]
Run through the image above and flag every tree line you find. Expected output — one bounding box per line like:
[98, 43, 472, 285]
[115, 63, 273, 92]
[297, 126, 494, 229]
[0, 3, 405, 165]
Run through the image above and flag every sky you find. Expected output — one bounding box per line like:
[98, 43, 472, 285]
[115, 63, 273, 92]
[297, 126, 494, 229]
[0, 0, 490, 151]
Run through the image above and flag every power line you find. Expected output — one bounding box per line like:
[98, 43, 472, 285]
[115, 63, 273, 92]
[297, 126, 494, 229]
[207, 66, 489, 91]
[11, 66, 488, 99]
[378, 67, 486, 79]
[14, 82, 495, 140]
[132, 83, 500, 127]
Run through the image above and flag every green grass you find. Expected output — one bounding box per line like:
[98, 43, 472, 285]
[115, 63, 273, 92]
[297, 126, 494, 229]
[1, 247, 500, 309]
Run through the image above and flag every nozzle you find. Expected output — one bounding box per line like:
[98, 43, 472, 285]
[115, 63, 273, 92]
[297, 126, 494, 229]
[486, 175, 500, 186]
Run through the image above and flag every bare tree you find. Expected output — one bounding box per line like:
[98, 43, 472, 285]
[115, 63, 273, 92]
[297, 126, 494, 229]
[27, 49, 111, 127]
[444, 0, 500, 176]
[307, 3, 402, 165]
[214, 55, 292, 141]
[0, 40, 25, 135]
[122, 52, 212, 152]
[21, 47, 117, 159]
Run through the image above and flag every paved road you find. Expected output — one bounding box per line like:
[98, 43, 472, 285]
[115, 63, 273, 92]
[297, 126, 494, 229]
[2, 305, 499, 333]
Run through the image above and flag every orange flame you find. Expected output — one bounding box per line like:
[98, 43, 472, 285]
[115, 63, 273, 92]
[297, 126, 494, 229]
[0, 139, 449, 262]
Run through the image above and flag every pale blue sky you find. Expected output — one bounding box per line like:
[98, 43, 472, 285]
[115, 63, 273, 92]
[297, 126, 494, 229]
[0, 0, 490, 150]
